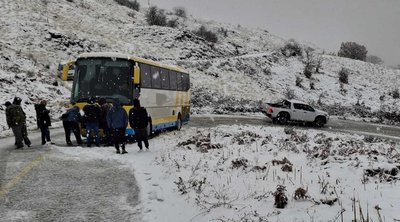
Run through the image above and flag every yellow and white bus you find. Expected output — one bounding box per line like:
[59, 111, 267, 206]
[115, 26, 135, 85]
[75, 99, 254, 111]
[58, 59, 76, 81]
[65, 52, 190, 136]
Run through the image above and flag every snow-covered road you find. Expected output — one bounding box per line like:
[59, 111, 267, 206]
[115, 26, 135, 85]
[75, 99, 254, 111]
[1, 115, 400, 221]
[190, 115, 400, 141]
[0, 128, 141, 221]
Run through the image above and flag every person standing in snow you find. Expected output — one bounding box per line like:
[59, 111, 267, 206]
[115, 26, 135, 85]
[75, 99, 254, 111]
[4, 101, 16, 145]
[98, 97, 112, 146]
[107, 98, 128, 154]
[83, 97, 101, 147]
[6, 97, 31, 149]
[129, 99, 149, 150]
[34, 100, 52, 145]
[61, 105, 83, 146]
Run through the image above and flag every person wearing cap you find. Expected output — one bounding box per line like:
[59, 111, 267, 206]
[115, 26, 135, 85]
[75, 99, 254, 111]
[6, 97, 31, 148]
[83, 97, 101, 147]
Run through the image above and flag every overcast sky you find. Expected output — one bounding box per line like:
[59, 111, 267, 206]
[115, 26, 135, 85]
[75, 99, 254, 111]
[138, 0, 400, 66]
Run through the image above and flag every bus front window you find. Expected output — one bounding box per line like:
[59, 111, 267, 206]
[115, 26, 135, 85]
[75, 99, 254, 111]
[72, 58, 133, 104]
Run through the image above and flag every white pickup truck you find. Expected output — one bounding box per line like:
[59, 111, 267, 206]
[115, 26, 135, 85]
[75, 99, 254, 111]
[265, 99, 329, 127]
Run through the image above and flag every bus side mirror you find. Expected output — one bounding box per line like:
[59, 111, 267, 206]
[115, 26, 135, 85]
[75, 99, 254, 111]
[133, 63, 140, 85]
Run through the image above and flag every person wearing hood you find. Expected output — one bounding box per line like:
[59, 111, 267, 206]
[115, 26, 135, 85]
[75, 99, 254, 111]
[83, 97, 101, 147]
[129, 99, 149, 150]
[6, 97, 31, 148]
[107, 98, 128, 154]
[98, 97, 112, 146]
[34, 100, 52, 145]
[61, 105, 83, 146]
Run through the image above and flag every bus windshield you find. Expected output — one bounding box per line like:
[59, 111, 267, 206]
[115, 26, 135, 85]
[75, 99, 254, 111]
[71, 58, 134, 104]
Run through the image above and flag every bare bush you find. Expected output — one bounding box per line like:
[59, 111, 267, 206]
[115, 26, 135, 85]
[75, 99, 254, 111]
[146, 6, 167, 26]
[273, 185, 288, 208]
[231, 158, 248, 169]
[232, 131, 261, 145]
[173, 7, 187, 18]
[303, 47, 315, 78]
[294, 187, 309, 200]
[114, 0, 140, 11]
[295, 76, 303, 88]
[338, 67, 349, 84]
[390, 88, 400, 99]
[338, 41, 367, 61]
[285, 87, 295, 99]
[167, 19, 178, 28]
[366, 54, 384, 65]
[315, 55, 323, 73]
[281, 39, 302, 57]
[303, 64, 313, 79]
[310, 82, 315, 90]
[177, 132, 222, 152]
[194, 25, 218, 43]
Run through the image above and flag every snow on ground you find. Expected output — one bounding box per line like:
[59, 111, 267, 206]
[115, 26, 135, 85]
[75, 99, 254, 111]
[54, 122, 400, 222]
[1, 0, 400, 134]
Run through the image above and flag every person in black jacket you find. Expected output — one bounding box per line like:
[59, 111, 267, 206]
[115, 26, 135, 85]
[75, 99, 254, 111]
[107, 98, 128, 154]
[34, 100, 52, 145]
[99, 97, 112, 146]
[129, 99, 149, 150]
[83, 97, 101, 147]
[7, 97, 31, 148]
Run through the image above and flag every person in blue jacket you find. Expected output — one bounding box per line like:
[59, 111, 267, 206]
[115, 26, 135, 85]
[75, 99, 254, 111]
[61, 105, 83, 146]
[107, 98, 128, 154]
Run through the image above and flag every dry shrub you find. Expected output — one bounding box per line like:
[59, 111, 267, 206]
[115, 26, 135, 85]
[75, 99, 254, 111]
[232, 131, 261, 145]
[281, 164, 293, 172]
[177, 132, 222, 153]
[273, 185, 288, 208]
[294, 187, 308, 200]
[231, 158, 248, 169]
[272, 157, 292, 166]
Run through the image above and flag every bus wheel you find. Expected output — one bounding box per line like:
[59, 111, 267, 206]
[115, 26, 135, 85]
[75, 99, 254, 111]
[176, 115, 182, 131]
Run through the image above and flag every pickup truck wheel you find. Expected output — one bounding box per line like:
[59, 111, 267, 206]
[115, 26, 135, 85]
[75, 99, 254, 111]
[314, 117, 325, 127]
[277, 113, 289, 125]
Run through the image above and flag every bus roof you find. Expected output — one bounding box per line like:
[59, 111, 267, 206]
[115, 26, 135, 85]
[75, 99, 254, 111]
[60, 59, 76, 65]
[77, 52, 188, 74]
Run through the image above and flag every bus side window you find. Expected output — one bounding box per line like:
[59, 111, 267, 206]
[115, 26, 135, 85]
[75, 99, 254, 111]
[151, 66, 161, 89]
[169, 71, 177, 90]
[177, 72, 183, 91]
[140, 64, 151, 88]
[161, 68, 170, 90]
[182, 73, 189, 90]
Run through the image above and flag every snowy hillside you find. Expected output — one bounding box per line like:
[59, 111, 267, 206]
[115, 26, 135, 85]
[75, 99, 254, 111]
[1, 0, 400, 135]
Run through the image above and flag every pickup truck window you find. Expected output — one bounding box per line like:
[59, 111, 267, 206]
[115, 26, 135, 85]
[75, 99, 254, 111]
[303, 105, 315, 112]
[293, 103, 303, 110]
[282, 100, 291, 108]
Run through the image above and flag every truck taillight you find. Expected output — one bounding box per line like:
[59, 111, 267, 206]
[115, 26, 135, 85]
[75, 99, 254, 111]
[267, 106, 273, 113]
